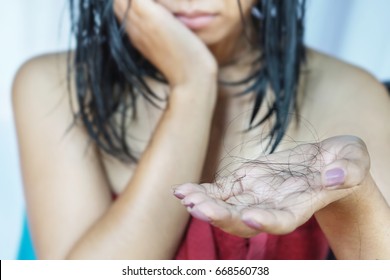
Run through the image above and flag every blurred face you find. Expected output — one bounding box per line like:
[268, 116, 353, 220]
[156, 0, 257, 45]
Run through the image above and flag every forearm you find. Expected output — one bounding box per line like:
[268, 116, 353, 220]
[66, 83, 217, 259]
[315, 173, 390, 259]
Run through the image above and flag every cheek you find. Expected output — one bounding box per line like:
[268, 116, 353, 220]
[223, 0, 256, 25]
[154, 0, 176, 12]
[233, 0, 258, 16]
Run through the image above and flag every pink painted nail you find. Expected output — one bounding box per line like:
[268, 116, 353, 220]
[184, 202, 195, 208]
[325, 168, 345, 187]
[173, 191, 185, 199]
[243, 218, 262, 230]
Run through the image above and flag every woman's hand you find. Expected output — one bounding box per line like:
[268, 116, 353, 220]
[113, 0, 217, 88]
[173, 135, 370, 237]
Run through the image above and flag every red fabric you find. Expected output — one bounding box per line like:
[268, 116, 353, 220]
[175, 217, 328, 260]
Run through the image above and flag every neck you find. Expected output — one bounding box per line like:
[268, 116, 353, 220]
[208, 28, 251, 66]
[208, 31, 260, 93]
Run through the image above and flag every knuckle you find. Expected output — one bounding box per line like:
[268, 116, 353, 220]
[114, 0, 130, 13]
[343, 135, 367, 149]
[132, 0, 157, 18]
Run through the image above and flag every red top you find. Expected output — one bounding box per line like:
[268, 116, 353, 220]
[175, 217, 328, 260]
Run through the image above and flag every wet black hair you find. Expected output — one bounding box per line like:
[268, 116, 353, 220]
[69, 0, 306, 162]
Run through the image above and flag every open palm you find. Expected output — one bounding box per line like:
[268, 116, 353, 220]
[174, 135, 370, 237]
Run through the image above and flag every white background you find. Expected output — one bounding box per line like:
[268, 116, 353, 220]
[1, 0, 390, 259]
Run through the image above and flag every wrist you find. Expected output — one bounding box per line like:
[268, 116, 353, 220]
[317, 173, 377, 215]
[315, 172, 390, 259]
[169, 79, 218, 111]
[170, 61, 218, 88]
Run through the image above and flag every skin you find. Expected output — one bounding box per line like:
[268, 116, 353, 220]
[12, 0, 390, 259]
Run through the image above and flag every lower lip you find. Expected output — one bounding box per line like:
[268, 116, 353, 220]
[176, 15, 216, 30]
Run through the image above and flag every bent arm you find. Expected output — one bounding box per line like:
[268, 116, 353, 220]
[66, 82, 217, 260]
[13, 54, 216, 259]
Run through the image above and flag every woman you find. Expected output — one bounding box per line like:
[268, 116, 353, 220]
[12, 0, 390, 259]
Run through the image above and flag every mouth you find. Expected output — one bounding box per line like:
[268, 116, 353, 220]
[174, 11, 218, 30]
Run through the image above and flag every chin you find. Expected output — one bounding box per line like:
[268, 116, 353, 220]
[196, 33, 220, 45]
[193, 23, 243, 48]
[193, 29, 228, 46]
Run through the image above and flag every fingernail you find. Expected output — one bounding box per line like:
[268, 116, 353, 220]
[173, 191, 185, 199]
[184, 202, 195, 208]
[242, 218, 262, 230]
[190, 208, 211, 223]
[325, 168, 345, 187]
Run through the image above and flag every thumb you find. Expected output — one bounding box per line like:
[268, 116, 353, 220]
[322, 158, 368, 189]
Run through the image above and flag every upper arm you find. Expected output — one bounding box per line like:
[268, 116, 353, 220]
[12, 54, 113, 259]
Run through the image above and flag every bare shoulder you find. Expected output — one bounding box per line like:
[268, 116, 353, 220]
[14, 52, 70, 79]
[301, 49, 390, 202]
[13, 52, 76, 115]
[305, 48, 389, 100]
[302, 49, 390, 129]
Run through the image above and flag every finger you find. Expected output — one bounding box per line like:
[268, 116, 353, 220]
[113, 0, 131, 21]
[240, 207, 299, 235]
[173, 183, 205, 198]
[181, 191, 213, 208]
[115, 0, 172, 20]
[188, 199, 231, 222]
[113, 0, 152, 28]
[189, 200, 261, 238]
[173, 183, 228, 207]
[173, 183, 263, 236]
[322, 157, 368, 188]
[113, 0, 140, 42]
[173, 182, 239, 201]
